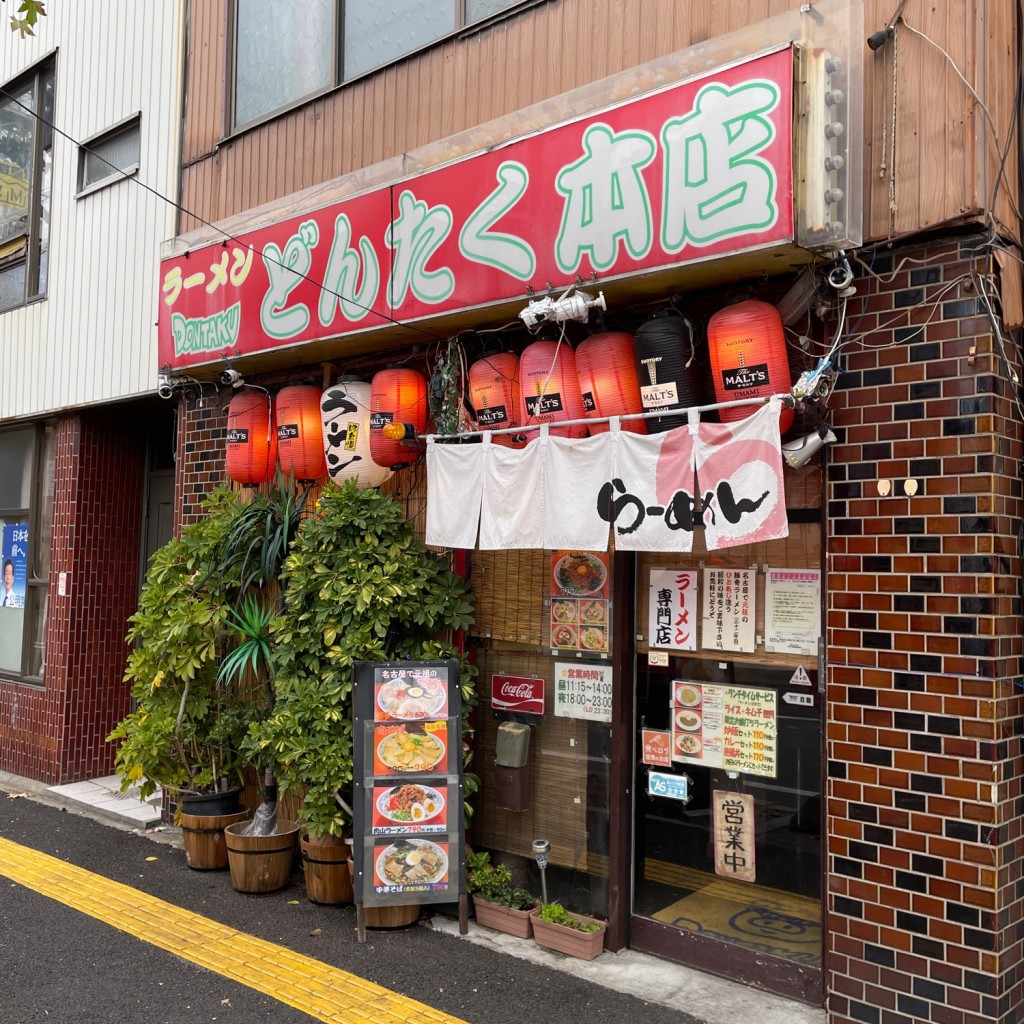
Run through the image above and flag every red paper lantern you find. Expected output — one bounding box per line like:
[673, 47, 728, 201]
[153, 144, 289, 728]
[468, 352, 521, 447]
[575, 332, 647, 435]
[275, 384, 327, 481]
[225, 390, 276, 486]
[369, 369, 427, 468]
[517, 341, 587, 440]
[707, 298, 794, 431]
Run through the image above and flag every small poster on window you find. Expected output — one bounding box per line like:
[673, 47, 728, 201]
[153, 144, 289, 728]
[700, 568, 755, 653]
[1, 522, 28, 609]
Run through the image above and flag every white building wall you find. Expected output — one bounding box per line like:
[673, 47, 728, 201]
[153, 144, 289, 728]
[0, 0, 184, 418]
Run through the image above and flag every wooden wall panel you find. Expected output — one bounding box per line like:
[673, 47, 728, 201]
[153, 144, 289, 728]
[177, 0, 1021, 247]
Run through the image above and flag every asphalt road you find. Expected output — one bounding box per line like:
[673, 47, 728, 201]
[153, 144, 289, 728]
[0, 796, 704, 1024]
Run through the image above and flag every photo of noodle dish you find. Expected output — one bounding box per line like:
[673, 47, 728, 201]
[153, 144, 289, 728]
[580, 626, 608, 652]
[551, 599, 577, 623]
[377, 727, 446, 772]
[377, 783, 444, 824]
[551, 624, 578, 648]
[377, 674, 446, 719]
[554, 553, 607, 596]
[579, 600, 606, 624]
[376, 839, 448, 886]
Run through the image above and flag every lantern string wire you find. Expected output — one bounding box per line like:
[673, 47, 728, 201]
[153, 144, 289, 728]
[423, 393, 791, 441]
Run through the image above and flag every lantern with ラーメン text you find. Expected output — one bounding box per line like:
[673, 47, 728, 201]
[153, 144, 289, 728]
[275, 384, 327, 481]
[707, 297, 793, 431]
[575, 332, 647, 435]
[468, 352, 521, 446]
[369, 368, 428, 468]
[321, 378, 392, 488]
[517, 340, 587, 440]
[225, 389, 276, 486]
[632, 311, 704, 434]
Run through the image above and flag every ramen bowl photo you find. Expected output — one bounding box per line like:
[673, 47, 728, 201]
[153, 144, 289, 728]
[377, 783, 444, 824]
[377, 675, 446, 720]
[377, 728, 446, 772]
[554, 553, 607, 596]
[376, 839, 448, 886]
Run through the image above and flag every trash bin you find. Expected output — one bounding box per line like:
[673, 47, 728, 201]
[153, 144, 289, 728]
[495, 721, 531, 768]
[495, 764, 530, 812]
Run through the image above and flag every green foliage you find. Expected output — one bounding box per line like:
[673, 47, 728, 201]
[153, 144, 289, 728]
[247, 480, 476, 840]
[537, 902, 601, 932]
[466, 851, 536, 910]
[7, 0, 46, 37]
[108, 487, 276, 800]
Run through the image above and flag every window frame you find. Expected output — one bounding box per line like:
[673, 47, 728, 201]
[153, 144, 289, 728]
[226, 0, 542, 137]
[0, 55, 55, 311]
[0, 421, 53, 686]
[75, 111, 142, 199]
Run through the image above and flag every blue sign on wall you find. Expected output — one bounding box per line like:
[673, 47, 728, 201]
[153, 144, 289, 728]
[648, 771, 690, 802]
[1, 522, 28, 609]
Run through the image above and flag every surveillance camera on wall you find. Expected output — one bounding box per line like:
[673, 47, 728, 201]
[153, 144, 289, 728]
[157, 373, 175, 400]
[219, 367, 244, 388]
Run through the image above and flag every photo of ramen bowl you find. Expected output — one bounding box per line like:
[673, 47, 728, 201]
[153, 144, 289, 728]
[551, 599, 577, 623]
[376, 839, 448, 886]
[551, 624, 578, 648]
[377, 728, 446, 772]
[579, 600, 606, 624]
[377, 675, 446, 720]
[554, 553, 608, 596]
[675, 709, 702, 732]
[581, 626, 608, 652]
[377, 783, 445, 824]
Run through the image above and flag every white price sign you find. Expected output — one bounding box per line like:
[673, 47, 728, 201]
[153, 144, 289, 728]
[553, 662, 613, 722]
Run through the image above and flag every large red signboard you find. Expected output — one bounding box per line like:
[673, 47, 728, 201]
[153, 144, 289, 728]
[159, 48, 794, 370]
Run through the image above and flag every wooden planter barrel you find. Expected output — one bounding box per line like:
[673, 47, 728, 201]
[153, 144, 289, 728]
[179, 810, 248, 870]
[301, 835, 353, 905]
[224, 820, 299, 894]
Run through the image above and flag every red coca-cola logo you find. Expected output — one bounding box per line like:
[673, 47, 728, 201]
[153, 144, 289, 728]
[491, 674, 545, 715]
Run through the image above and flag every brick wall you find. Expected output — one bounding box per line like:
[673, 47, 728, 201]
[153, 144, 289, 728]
[0, 407, 146, 783]
[825, 235, 1024, 1024]
[175, 392, 228, 529]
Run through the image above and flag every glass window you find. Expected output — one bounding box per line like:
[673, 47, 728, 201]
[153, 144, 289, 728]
[0, 60, 53, 310]
[233, 0, 336, 129]
[343, 0, 453, 81]
[0, 424, 54, 682]
[230, 1, 536, 131]
[78, 116, 141, 194]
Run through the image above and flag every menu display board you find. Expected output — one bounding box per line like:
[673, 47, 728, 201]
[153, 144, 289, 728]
[550, 551, 611, 654]
[353, 660, 463, 910]
[671, 681, 777, 778]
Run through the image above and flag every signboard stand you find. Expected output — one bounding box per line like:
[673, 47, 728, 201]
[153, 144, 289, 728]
[352, 659, 467, 942]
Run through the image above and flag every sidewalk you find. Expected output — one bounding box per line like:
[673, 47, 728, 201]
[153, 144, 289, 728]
[0, 770, 826, 1024]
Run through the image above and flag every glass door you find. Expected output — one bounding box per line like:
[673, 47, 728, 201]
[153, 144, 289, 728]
[630, 654, 823, 1002]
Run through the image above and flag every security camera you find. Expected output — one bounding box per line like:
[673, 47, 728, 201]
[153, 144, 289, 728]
[782, 425, 837, 469]
[219, 367, 244, 388]
[157, 373, 175, 400]
[519, 289, 606, 328]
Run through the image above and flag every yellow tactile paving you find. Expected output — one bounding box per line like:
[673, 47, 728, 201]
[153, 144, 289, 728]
[0, 836, 468, 1024]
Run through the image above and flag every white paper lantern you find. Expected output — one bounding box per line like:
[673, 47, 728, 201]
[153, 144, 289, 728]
[321, 380, 393, 488]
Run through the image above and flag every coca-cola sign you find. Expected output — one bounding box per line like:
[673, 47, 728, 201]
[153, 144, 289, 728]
[491, 674, 545, 716]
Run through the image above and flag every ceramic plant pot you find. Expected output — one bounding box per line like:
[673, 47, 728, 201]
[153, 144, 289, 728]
[530, 908, 607, 961]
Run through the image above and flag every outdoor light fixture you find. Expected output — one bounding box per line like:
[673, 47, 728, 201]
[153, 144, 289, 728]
[519, 287, 606, 328]
[532, 837, 551, 905]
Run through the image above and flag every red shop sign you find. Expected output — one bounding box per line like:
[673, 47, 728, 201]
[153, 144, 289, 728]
[159, 47, 794, 370]
[491, 674, 545, 716]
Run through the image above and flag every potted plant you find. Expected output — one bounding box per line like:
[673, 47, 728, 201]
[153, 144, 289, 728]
[467, 851, 538, 939]
[531, 901, 607, 961]
[246, 479, 476, 911]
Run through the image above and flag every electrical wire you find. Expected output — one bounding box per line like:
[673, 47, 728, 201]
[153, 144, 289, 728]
[0, 83, 450, 349]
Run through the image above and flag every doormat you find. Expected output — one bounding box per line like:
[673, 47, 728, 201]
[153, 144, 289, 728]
[651, 873, 821, 967]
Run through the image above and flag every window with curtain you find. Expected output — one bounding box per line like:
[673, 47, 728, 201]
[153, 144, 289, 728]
[231, 0, 527, 131]
[0, 59, 54, 311]
[0, 424, 55, 682]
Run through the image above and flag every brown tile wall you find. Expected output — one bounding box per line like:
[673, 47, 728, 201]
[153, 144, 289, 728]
[0, 407, 146, 783]
[825, 235, 1024, 1024]
[175, 393, 228, 529]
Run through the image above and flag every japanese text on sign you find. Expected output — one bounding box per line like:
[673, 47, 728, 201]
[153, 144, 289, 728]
[713, 790, 756, 882]
[701, 568, 756, 653]
[553, 662, 613, 723]
[648, 568, 697, 651]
